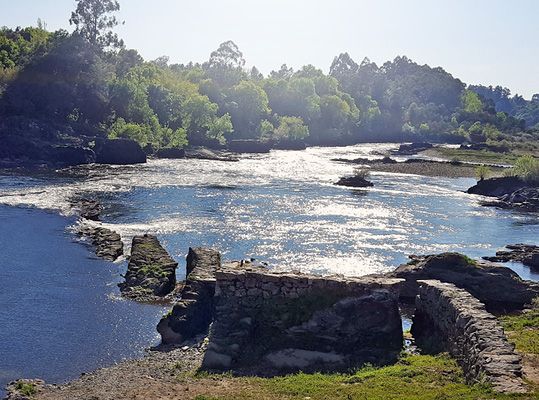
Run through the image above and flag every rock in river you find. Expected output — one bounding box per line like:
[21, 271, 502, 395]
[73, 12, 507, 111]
[467, 176, 528, 197]
[119, 235, 178, 302]
[78, 225, 124, 261]
[94, 138, 147, 165]
[71, 198, 102, 221]
[335, 175, 374, 188]
[387, 252, 539, 312]
[483, 244, 539, 269]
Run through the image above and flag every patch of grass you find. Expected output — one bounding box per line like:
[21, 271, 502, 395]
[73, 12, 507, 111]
[189, 354, 533, 399]
[427, 147, 522, 165]
[138, 263, 169, 278]
[501, 309, 539, 354]
[14, 381, 37, 397]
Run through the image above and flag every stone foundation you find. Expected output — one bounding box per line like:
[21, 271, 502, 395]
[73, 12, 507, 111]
[202, 268, 403, 373]
[412, 280, 527, 393]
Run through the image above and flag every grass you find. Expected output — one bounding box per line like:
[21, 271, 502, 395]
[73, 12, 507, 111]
[501, 309, 539, 355]
[14, 381, 37, 397]
[426, 147, 522, 165]
[186, 354, 535, 399]
[137, 263, 170, 278]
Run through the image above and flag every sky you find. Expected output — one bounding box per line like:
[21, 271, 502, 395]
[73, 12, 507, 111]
[1, 0, 538, 99]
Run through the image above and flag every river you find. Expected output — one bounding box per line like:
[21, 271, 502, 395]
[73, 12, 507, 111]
[1, 143, 538, 393]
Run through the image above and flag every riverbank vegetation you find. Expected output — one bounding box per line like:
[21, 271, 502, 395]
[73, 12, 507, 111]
[180, 355, 533, 400]
[501, 307, 539, 355]
[1, 0, 539, 159]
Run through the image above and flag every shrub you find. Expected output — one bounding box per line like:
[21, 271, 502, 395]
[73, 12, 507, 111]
[15, 382, 37, 397]
[475, 164, 490, 181]
[510, 155, 539, 183]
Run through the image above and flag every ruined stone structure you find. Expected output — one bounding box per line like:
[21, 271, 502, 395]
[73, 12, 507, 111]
[389, 252, 539, 312]
[412, 280, 527, 393]
[202, 268, 403, 373]
[157, 247, 222, 343]
[119, 235, 178, 301]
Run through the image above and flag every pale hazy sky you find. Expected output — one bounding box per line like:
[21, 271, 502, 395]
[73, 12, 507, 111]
[2, 0, 538, 98]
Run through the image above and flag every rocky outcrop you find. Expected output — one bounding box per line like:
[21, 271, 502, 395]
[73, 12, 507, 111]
[391, 142, 433, 155]
[184, 147, 239, 162]
[155, 147, 186, 159]
[78, 225, 124, 261]
[484, 244, 539, 269]
[467, 176, 528, 197]
[71, 198, 102, 221]
[48, 145, 96, 166]
[94, 138, 147, 165]
[228, 139, 271, 154]
[272, 139, 307, 150]
[335, 175, 374, 188]
[157, 247, 222, 344]
[202, 270, 403, 373]
[388, 253, 539, 312]
[119, 235, 178, 302]
[490, 188, 539, 211]
[412, 280, 527, 393]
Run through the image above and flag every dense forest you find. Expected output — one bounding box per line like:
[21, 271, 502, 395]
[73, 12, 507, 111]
[1, 0, 538, 163]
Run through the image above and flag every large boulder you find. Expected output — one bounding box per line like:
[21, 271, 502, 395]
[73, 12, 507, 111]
[156, 147, 186, 159]
[272, 139, 307, 151]
[497, 187, 539, 211]
[387, 252, 539, 312]
[48, 145, 95, 166]
[119, 235, 178, 301]
[228, 139, 271, 153]
[391, 142, 433, 155]
[467, 176, 528, 197]
[184, 147, 239, 162]
[335, 175, 374, 188]
[94, 138, 146, 165]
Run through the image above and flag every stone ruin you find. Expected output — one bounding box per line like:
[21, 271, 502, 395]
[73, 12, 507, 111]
[203, 268, 403, 373]
[158, 248, 531, 393]
[413, 280, 527, 393]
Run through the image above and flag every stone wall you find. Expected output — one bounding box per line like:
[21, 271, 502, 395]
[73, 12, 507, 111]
[411, 280, 527, 393]
[202, 268, 403, 374]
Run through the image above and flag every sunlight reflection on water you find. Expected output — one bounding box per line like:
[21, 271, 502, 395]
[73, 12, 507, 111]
[1, 143, 538, 278]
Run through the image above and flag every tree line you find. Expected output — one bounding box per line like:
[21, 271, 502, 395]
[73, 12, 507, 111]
[1, 0, 538, 153]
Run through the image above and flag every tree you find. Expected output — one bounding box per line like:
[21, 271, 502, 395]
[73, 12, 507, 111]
[462, 90, 483, 114]
[227, 80, 270, 137]
[70, 0, 124, 49]
[274, 116, 309, 140]
[206, 40, 246, 87]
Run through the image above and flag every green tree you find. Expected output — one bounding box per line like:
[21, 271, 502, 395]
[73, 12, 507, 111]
[227, 80, 270, 137]
[462, 90, 483, 113]
[70, 0, 124, 49]
[274, 116, 309, 140]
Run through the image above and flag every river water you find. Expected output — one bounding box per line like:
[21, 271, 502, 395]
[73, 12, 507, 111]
[0, 144, 538, 391]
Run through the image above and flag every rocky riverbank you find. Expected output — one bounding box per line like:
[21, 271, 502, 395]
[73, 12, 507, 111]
[467, 177, 539, 212]
[483, 244, 539, 269]
[6, 248, 539, 398]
